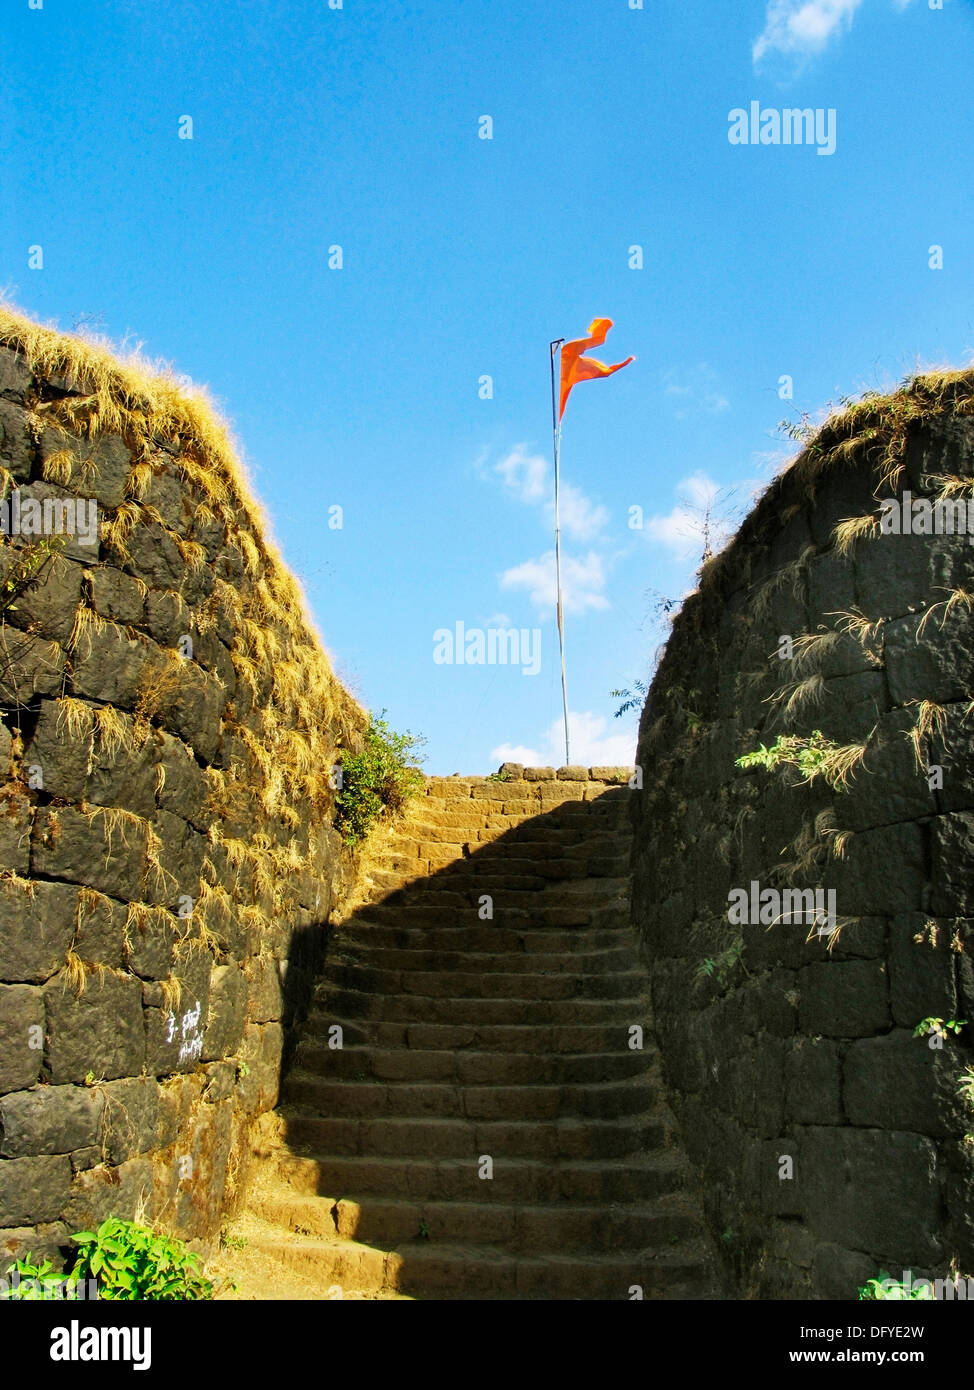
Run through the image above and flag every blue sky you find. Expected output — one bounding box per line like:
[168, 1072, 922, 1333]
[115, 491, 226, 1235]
[2, 0, 973, 773]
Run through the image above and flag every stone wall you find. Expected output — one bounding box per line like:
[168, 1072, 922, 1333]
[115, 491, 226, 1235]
[631, 379, 974, 1297]
[0, 309, 366, 1269]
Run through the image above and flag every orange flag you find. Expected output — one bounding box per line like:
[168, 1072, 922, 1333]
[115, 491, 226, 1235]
[559, 318, 634, 421]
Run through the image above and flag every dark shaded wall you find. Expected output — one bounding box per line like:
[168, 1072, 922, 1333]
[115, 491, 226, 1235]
[0, 322, 365, 1268]
[631, 400, 974, 1298]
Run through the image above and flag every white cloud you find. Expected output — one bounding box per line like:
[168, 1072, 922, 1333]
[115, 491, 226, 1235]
[495, 445, 547, 505]
[490, 711, 636, 770]
[490, 742, 542, 766]
[751, 0, 912, 66]
[493, 444, 608, 541]
[556, 483, 609, 541]
[663, 365, 730, 419]
[753, 0, 861, 63]
[499, 550, 609, 615]
[644, 472, 733, 560]
[480, 611, 512, 629]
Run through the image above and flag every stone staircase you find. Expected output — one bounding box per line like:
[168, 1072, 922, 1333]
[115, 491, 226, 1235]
[219, 770, 722, 1300]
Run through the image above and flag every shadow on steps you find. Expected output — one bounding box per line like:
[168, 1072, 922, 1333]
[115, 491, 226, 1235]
[233, 791, 724, 1301]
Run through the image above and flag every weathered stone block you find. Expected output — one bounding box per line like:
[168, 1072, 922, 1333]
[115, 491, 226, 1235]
[888, 912, 957, 1026]
[124, 906, 179, 981]
[88, 566, 145, 626]
[0, 1084, 105, 1157]
[0, 399, 32, 480]
[39, 429, 132, 510]
[886, 608, 974, 707]
[68, 623, 162, 708]
[202, 963, 248, 1060]
[44, 970, 145, 1084]
[24, 697, 94, 802]
[0, 1221, 70, 1269]
[797, 1126, 941, 1264]
[244, 954, 281, 1025]
[844, 1032, 965, 1138]
[143, 468, 188, 533]
[841, 710, 936, 833]
[98, 1078, 160, 1164]
[7, 551, 83, 647]
[0, 985, 44, 1094]
[145, 588, 190, 648]
[146, 809, 206, 907]
[144, 948, 211, 1076]
[155, 731, 210, 831]
[0, 880, 77, 985]
[235, 1022, 282, 1113]
[63, 1155, 153, 1231]
[32, 806, 146, 902]
[124, 519, 184, 589]
[0, 347, 30, 399]
[829, 820, 925, 916]
[798, 959, 889, 1037]
[785, 1037, 843, 1125]
[0, 1155, 72, 1226]
[931, 812, 974, 915]
[86, 733, 158, 821]
[0, 784, 32, 875]
[153, 664, 223, 764]
[0, 635, 65, 703]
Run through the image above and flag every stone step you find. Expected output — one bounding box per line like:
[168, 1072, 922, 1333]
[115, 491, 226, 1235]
[280, 1112, 669, 1161]
[289, 1045, 656, 1086]
[224, 786, 720, 1302]
[236, 1224, 399, 1293]
[383, 827, 626, 853]
[255, 1190, 703, 1256]
[337, 913, 632, 941]
[383, 1243, 713, 1300]
[271, 1149, 693, 1205]
[318, 962, 647, 1001]
[411, 872, 631, 899]
[307, 989, 648, 1027]
[296, 1020, 651, 1053]
[281, 1075, 661, 1121]
[324, 943, 639, 975]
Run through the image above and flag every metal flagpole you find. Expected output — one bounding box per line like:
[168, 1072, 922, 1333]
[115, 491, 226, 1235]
[549, 338, 570, 766]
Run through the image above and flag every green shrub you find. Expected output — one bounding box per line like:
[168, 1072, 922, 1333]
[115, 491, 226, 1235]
[335, 710, 426, 845]
[858, 1272, 934, 1300]
[736, 731, 867, 791]
[2, 1219, 214, 1301]
[70, 1217, 213, 1300]
[1, 1254, 82, 1300]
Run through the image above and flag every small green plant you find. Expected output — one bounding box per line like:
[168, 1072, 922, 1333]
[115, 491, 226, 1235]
[70, 1217, 214, 1300]
[858, 1272, 934, 1300]
[418, 1220, 430, 1240]
[697, 937, 746, 990]
[736, 731, 867, 791]
[219, 1231, 248, 1253]
[3, 1219, 214, 1301]
[913, 1017, 966, 1043]
[335, 711, 426, 846]
[611, 680, 648, 719]
[485, 770, 510, 783]
[1, 1254, 81, 1300]
[236, 1061, 250, 1080]
[0, 534, 64, 623]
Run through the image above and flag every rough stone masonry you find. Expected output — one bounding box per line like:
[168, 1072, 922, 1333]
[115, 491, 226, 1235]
[0, 315, 366, 1271]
